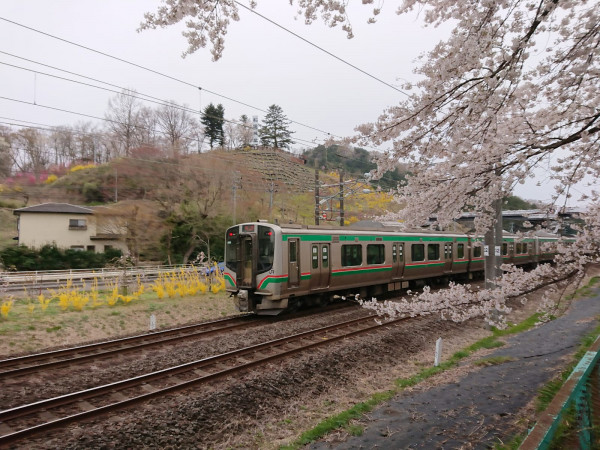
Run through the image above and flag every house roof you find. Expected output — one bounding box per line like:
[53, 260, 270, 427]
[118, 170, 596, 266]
[13, 203, 94, 215]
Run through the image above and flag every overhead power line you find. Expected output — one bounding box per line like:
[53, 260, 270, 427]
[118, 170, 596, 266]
[0, 17, 338, 139]
[234, 1, 409, 97]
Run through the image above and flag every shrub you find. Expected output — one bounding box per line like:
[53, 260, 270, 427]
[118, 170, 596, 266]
[0, 245, 122, 271]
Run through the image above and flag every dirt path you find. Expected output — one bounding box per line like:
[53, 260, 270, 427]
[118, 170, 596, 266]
[310, 289, 600, 449]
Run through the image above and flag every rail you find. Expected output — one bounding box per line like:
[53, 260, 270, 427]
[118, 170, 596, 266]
[520, 336, 600, 449]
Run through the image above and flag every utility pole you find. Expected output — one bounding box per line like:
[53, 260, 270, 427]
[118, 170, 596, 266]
[314, 168, 320, 225]
[339, 170, 344, 227]
[232, 172, 240, 225]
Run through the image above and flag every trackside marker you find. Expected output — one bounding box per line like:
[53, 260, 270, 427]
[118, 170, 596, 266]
[435, 338, 443, 367]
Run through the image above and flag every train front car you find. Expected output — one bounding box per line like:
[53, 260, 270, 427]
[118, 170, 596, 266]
[223, 222, 283, 315]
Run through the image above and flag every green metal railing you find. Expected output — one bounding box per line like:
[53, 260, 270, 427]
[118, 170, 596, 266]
[520, 336, 600, 449]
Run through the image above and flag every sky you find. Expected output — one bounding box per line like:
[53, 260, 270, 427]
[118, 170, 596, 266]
[0, 1, 590, 207]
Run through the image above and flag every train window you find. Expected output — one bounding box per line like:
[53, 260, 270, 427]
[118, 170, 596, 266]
[257, 225, 275, 273]
[398, 244, 404, 262]
[392, 244, 397, 263]
[457, 243, 464, 259]
[444, 243, 452, 259]
[523, 243, 528, 253]
[289, 241, 297, 263]
[428, 244, 440, 261]
[411, 244, 425, 262]
[516, 243, 522, 254]
[312, 245, 319, 269]
[367, 244, 385, 265]
[341, 245, 362, 266]
[502, 243, 508, 255]
[473, 246, 482, 258]
[322, 245, 329, 268]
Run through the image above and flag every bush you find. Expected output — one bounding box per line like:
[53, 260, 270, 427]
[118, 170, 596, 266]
[0, 245, 123, 271]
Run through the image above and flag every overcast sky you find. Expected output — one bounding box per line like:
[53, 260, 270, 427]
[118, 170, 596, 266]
[0, 1, 590, 206]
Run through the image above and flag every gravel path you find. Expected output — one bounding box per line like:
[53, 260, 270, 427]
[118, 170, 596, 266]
[311, 290, 600, 449]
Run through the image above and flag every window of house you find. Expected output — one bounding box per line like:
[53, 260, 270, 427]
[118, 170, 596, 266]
[411, 244, 425, 262]
[70, 245, 84, 251]
[87, 245, 95, 252]
[367, 244, 385, 265]
[69, 219, 87, 230]
[341, 244, 362, 267]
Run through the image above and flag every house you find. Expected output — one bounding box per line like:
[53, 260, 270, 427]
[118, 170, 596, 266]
[13, 203, 128, 253]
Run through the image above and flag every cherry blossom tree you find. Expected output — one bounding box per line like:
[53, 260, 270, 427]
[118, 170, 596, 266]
[140, 0, 600, 325]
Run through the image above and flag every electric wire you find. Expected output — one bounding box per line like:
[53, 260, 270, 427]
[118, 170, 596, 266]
[0, 17, 339, 139]
[234, 1, 409, 97]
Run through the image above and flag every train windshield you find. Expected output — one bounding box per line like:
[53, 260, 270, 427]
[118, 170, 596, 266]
[225, 225, 275, 274]
[225, 226, 240, 272]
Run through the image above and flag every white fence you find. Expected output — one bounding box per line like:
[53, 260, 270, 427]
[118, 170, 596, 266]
[0, 264, 216, 287]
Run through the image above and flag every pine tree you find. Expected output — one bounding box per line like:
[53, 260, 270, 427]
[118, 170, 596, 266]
[259, 105, 294, 149]
[200, 103, 225, 149]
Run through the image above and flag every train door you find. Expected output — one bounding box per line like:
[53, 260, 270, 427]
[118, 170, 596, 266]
[240, 236, 255, 288]
[288, 238, 300, 288]
[392, 242, 405, 278]
[443, 242, 453, 273]
[310, 243, 331, 290]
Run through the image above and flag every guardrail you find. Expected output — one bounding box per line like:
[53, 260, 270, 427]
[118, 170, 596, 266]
[0, 264, 218, 286]
[520, 336, 600, 449]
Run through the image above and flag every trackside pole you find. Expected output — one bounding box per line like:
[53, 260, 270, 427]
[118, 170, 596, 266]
[149, 314, 156, 331]
[435, 337, 443, 366]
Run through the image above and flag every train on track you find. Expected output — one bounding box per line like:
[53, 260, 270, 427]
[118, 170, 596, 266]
[223, 221, 561, 315]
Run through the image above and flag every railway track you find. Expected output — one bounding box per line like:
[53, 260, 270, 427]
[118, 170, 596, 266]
[0, 311, 401, 446]
[0, 315, 258, 378]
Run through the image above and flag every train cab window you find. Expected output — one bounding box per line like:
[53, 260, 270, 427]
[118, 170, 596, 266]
[312, 245, 319, 269]
[225, 226, 240, 272]
[473, 246, 482, 258]
[367, 244, 385, 265]
[411, 244, 425, 262]
[502, 243, 508, 255]
[428, 244, 440, 260]
[342, 244, 362, 266]
[457, 243, 464, 259]
[322, 246, 329, 268]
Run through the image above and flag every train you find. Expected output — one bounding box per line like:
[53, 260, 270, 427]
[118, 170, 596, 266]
[222, 221, 560, 315]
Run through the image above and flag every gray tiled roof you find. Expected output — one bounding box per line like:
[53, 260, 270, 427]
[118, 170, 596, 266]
[13, 203, 94, 215]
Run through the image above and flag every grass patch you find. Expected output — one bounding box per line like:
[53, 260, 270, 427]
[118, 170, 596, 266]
[283, 391, 395, 449]
[45, 326, 61, 332]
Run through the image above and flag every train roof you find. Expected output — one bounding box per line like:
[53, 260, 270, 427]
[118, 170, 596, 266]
[233, 221, 562, 240]
[245, 221, 466, 237]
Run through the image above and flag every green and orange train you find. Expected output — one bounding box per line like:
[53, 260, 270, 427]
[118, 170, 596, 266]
[223, 221, 559, 315]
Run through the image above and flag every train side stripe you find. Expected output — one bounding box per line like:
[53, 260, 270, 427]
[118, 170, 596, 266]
[224, 273, 236, 287]
[282, 234, 469, 242]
